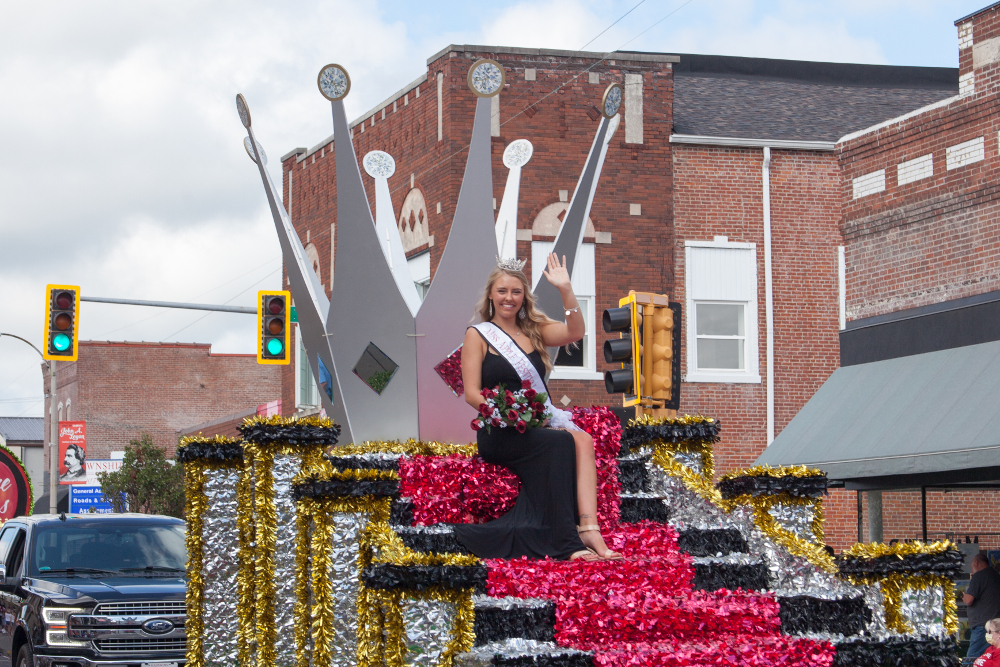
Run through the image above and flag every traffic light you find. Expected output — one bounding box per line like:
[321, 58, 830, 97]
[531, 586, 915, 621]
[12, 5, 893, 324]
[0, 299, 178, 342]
[603, 291, 681, 410]
[43, 285, 80, 361]
[257, 291, 291, 365]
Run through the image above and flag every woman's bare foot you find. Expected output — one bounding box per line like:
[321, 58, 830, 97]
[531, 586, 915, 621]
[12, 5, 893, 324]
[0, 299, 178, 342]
[578, 525, 623, 560]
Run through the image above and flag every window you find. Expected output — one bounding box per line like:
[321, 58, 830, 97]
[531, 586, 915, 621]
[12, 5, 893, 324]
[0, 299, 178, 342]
[684, 239, 760, 383]
[295, 328, 319, 410]
[531, 241, 601, 380]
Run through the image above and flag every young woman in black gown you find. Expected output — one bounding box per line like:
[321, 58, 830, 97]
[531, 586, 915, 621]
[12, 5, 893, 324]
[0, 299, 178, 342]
[451, 253, 622, 561]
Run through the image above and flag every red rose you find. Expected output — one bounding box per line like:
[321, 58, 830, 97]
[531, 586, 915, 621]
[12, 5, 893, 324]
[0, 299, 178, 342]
[521, 380, 532, 390]
[516, 420, 527, 433]
[524, 388, 537, 399]
[479, 403, 492, 416]
[491, 418, 501, 427]
[504, 390, 515, 405]
[507, 409, 519, 421]
[471, 419, 482, 431]
[533, 402, 545, 412]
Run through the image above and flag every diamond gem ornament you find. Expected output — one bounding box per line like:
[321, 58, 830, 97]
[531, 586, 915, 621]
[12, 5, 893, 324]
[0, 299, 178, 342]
[236, 94, 251, 128]
[363, 151, 395, 178]
[502, 139, 533, 169]
[602, 83, 623, 118]
[243, 136, 267, 165]
[318, 64, 351, 101]
[468, 59, 505, 98]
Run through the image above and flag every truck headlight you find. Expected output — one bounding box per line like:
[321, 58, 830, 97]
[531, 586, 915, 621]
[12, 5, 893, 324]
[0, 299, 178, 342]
[42, 607, 88, 647]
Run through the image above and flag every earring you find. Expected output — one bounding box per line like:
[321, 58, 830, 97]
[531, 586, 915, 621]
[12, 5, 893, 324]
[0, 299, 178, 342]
[519, 305, 526, 319]
[489, 300, 494, 317]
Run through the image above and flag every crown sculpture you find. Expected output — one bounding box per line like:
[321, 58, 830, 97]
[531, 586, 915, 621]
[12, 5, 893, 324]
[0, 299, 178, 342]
[238, 60, 622, 444]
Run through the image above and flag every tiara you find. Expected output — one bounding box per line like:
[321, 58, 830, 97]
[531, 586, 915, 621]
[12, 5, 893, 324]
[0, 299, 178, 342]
[496, 256, 527, 272]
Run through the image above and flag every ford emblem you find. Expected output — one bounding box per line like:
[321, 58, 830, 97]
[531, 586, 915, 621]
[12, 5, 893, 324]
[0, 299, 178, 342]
[142, 618, 174, 635]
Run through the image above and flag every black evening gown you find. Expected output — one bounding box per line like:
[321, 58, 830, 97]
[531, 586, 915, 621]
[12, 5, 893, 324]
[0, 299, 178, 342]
[451, 345, 587, 560]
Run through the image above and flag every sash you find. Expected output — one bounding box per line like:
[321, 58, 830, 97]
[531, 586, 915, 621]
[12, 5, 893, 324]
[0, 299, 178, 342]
[472, 322, 581, 432]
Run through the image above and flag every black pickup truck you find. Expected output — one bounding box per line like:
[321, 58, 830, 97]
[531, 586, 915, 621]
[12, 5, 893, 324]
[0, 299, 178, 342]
[0, 513, 187, 667]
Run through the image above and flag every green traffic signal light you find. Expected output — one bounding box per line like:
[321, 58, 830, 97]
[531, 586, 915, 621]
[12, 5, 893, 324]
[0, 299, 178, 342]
[266, 338, 284, 356]
[52, 333, 71, 351]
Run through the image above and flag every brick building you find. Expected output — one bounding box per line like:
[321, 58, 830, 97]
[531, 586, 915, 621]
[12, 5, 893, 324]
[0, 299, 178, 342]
[760, 2, 1000, 552]
[40, 341, 280, 499]
[279, 45, 957, 539]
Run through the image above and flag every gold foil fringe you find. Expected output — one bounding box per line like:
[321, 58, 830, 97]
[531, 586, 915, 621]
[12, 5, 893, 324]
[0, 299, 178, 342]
[717, 463, 826, 483]
[841, 539, 956, 560]
[333, 439, 477, 458]
[844, 571, 957, 635]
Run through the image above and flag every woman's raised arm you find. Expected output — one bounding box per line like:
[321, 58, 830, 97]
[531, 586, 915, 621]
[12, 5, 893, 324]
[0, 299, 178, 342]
[539, 253, 586, 347]
[461, 327, 487, 409]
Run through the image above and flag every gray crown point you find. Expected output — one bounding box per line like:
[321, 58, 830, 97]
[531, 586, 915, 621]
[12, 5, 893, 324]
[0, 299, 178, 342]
[602, 84, 623, 118]
[468, 59, 504, 97]
[243, 137, 267, 165]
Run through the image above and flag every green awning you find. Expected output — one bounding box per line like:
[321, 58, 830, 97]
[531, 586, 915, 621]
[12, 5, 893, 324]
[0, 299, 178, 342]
[755, 340, 1000, 489]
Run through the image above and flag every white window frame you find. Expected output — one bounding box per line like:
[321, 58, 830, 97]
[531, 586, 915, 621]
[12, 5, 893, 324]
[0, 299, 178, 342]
[294, 326, 320, 410]
[531, 241, 602, 380]
[684, 239, 761, 384]
[407, 249, 431, 301]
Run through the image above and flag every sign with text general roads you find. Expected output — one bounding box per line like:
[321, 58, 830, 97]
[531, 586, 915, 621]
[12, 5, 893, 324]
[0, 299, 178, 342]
[58, 420, 87, 485]
[69, 486, 114, 514]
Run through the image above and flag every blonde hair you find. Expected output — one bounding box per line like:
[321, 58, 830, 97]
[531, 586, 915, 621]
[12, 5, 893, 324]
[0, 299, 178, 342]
[476, 267, 558, 372]
[988, 618, 1000, 634]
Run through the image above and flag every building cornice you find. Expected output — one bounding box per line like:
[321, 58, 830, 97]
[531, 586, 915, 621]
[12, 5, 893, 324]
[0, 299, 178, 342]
[670, 134, 835, 151]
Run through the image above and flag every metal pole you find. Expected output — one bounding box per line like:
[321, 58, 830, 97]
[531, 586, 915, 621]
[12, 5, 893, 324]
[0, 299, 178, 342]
[921, 486, 928, 542]
[79, 296, 256, 314]
[49, 360, 58, 514]
[857, 490, 863, 543]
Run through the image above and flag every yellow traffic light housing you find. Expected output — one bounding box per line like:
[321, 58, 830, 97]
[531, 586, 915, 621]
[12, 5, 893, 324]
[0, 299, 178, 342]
[43, 284, 80, 361]
[603, 291, 681, 412]
[257, 290, 291, 365]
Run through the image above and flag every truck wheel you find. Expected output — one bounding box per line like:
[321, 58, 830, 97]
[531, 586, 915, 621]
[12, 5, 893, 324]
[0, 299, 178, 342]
[15, 643, 33, 667]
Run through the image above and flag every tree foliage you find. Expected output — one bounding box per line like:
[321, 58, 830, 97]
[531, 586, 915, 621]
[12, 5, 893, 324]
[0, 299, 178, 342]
[96, 433, 185, 518]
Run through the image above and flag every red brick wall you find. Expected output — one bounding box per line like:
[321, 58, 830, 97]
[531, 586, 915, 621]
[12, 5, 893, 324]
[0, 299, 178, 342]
[672, 146, 843, 475]
[43, 342, 280, 468]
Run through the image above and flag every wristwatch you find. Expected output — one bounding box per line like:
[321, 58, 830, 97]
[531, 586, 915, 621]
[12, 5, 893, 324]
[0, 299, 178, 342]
[565, 307, 580, 316]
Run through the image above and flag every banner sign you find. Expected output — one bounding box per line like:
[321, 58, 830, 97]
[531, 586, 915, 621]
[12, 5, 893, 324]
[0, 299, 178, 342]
[0, 446, 33, 519]
[69, 486, 114, 514]
[58, 421, 87, 485]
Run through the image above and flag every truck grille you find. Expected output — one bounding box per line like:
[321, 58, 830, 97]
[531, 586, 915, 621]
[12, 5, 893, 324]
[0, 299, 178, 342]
[94, 637, 187, 652]
[93, 601, 186, 616]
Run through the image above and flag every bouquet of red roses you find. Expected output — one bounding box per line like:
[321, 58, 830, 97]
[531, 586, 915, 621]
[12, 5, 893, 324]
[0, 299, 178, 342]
[472, 381, 551, 434]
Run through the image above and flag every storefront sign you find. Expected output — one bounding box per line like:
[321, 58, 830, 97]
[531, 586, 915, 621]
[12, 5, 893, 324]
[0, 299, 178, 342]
[58, 421, 87, 485]
[0, 446, 33, 519]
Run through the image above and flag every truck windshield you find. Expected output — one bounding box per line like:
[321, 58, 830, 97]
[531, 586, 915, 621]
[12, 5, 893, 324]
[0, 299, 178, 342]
[30, 523, 186, 575]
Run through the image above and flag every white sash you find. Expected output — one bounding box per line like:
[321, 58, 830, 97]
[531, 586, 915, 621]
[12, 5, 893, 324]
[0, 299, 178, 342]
[472, 322, 581, 432]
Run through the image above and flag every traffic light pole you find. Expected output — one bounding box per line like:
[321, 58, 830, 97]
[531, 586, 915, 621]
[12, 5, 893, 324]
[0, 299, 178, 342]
[49, 360, 57, 514]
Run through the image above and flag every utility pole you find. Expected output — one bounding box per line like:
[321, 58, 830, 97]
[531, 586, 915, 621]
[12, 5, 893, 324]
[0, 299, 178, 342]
[49, 360, 58, 514]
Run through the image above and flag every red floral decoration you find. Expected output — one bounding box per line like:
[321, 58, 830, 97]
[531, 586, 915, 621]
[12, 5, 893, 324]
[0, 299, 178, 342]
[434, 346, 464, 396]
[573, 406, 622, 531]
[399, 454, 520, 525]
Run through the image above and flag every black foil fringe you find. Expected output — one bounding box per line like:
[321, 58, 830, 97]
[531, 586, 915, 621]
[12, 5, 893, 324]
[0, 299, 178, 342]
[717, 473, 827, 500]
[391, 497, 414, 527]
[291, 477, 399, 501]
[396, 529, 470, 555]
[837, 549, 964, 578]
[678, 528, 748, 557]
[361, 564, 488, 591]
[617, 457, 649, 493]
[778, 595, 871, 636]
[473, 602, 557, 645]
[326, 454, 401, 472]
[176, 440, 244, 463]
[492, 653, 593, 667]
[619, 496, 671, 523]
[833, 637, 959, 667]
[620, 420, 721, 456]
[238, 422, 341, 447]
[692, 561, 770, 591]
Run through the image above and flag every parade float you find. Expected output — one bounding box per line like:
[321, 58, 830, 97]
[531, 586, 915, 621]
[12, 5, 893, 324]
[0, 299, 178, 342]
[179, 60, 962, 667]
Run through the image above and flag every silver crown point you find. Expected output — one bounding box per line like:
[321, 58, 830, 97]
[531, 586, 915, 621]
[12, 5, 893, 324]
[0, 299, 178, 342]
[496, 256, 527, 272]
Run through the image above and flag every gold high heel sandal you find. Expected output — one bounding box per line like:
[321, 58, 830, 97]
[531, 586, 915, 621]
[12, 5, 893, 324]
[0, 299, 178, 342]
[569, 548, 601, 562]
[577, 524, 623, 560]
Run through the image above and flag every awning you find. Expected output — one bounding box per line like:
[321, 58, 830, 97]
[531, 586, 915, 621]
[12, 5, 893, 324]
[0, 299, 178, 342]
[755, 340, 1000, 490]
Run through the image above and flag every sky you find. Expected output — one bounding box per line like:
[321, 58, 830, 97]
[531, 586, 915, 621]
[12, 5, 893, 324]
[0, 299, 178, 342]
[0, 0, 983, 420]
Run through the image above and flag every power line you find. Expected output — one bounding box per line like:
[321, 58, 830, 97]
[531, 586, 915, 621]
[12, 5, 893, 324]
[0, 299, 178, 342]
[161, 267, 280, 341]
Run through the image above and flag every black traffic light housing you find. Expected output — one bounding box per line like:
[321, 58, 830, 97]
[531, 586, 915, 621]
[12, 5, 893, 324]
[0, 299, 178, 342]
[43, 284, 80, 361]
[258, 290, 291, 365]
